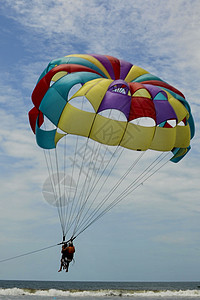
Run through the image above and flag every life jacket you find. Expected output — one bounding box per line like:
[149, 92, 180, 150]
[68, 246, 75, 254]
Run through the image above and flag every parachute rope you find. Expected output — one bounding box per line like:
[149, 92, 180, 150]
[71, 137, 95, 230]
[44, 124, 172, 240]
[71, 139, 103, 235]
[72, 144, 124, 236]
[65, 136, 90, 237]
[63, 133, 81, 237]
[0, 244, 59, 264]
[0, 235, 77, 264]
[55, 148, 65, 235]
[73, 150, 145, 235]
[62, 136, 68, 233]
[74, 151, 172, 238]
[114, 152, 171, 204]
[43, 149, 64, 235]
[43, 129, 173, 241]
[64, 96, 93, 236]
[60, 108, 120, 238]
[70, 109, 126, 236]
[72, 146, 124, 235]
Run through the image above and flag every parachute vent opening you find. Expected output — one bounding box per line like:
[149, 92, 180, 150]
[178, 119, 186, 126]
[40, 115, 56, 131]
[68, 83, 83, 100]
[167, 119, 176, 128]
[112, 87, 127, 94]
[157, 119, 177, 128]
[130, 117, 156, 127]
[98, 109, 127, 121]
[69, 96, 95, 113]
[56, 127, 67, 135]
[109, 84, 129, 95]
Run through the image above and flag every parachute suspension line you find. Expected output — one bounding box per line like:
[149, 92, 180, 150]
[72, 141, 114, 236]
[72, 111, 129, 235]
[89, 152, 173, 226]
[62, 136, 67, 233]
[81, 108, 120, 205]
[71, 140, 102, 236]
[113, 151, 172, 204]
[43, 150, 58, 200]
[100, 152, 169, 214]
[72, 145, 124, 235]
[63, 97, 92, 239]
[63, 134, 77, 236]
[84, 108, 131, 201]
[69, 137, 104, 237]
[74, 150, 145, 236]
[43, 149, 63, 233]
[64, 136, 91, 239]
[54, 147, 65, 237]
[62, 134, 77, 239]
[61, 135, 70, 239]
[69, 102, 113, 235]
[75, 151, 171, 238]
[66, 140, 121, 239]
[64, 133, 82, 238]
[83, 143, 119, 203]
[81, 152, 172, 232]
[63, 110, 126, 238]
[82, 141, 104, 196]
[0, 243, 60, 264]
[42, 121, 65, 237]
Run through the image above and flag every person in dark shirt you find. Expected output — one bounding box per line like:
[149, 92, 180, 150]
[58, 241, 75, 272]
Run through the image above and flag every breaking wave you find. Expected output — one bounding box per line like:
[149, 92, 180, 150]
[0, 287, 200, 297]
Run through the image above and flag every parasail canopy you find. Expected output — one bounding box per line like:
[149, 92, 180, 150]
[29, 54, 195, 242]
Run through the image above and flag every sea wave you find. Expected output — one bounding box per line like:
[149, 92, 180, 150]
[0, 287, 200, 297]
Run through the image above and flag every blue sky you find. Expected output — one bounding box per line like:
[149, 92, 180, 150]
[0, 0, 199, 282]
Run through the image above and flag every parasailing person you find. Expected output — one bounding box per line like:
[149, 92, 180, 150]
[58, 241, 75, 272]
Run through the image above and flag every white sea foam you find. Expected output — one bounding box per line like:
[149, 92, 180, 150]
[0, 287, 200, 297]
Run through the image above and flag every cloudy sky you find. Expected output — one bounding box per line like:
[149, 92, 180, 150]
[0, 0, 199, 282]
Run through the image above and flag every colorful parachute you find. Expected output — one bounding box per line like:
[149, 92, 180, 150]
[29, 54, 195, 241]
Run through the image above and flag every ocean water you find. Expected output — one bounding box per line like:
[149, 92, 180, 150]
[0, 280, 200, 300]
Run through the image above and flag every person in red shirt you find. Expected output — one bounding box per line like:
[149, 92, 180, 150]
[58, 241, 75, 272]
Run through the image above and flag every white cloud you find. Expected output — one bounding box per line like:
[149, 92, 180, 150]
[3, 0, 200, 65]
